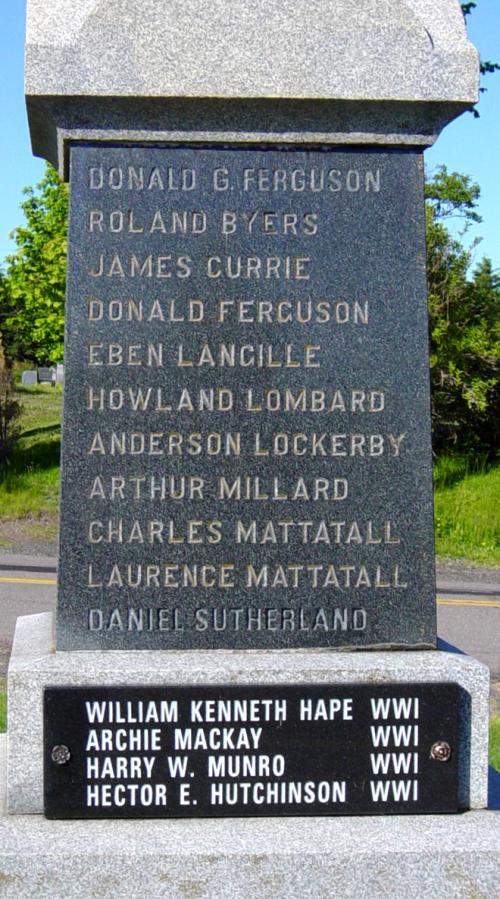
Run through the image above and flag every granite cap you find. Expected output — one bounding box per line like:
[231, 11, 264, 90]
[25, 1, 479, 175]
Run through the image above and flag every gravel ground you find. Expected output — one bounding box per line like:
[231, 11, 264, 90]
[436, 558, 500, 585]
[0, 521, 58, 557]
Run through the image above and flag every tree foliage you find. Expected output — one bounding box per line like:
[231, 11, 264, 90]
[0, 160, 498, 458]
[426, 167, 499, 457]
[0, 371, 22, 466]
[0, 164, 68, 365]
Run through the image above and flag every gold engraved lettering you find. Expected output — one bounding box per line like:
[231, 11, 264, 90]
[89, 166, 196, 191]
[235, 519, 399, 545]
[88, 476, 205, 501]
[88, 606, 367, 634]
[194, 606, 367, 633]
[246, 564, 406, 590]
[87, 431, 241, 457]
[87, 563, 235, 589]
[245, 388, 384, 413]
[88, 253, 191, 278]
[176, 343, 320, 369]
[88, 343, 163, 367]
[213, 167, 230, 191]
[219, 476, 348, 502]
[88, 519, 222, 545]
[221, 210, 318, 236]
[253, 433, 405, 457]
[207, 256, 310, 280]
[216, 299, 368, 325]
[88, 209, 207, 234]
[86, 386, 233, 413]
[87, 298, 204, 322]
[241, 167, 380, 193]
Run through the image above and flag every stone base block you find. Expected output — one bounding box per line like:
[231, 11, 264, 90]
[0, 736, 499, 899]
[7, 613, 490, 814]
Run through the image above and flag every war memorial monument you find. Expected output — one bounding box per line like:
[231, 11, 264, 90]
[0, 0, 499, 894]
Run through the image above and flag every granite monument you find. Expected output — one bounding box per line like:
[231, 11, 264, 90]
[2, 1, 498, 895]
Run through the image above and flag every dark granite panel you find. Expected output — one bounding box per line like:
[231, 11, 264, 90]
[57, 146, 435, 650]
[44, 683, 459, 818]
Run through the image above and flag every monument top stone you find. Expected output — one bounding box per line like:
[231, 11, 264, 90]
[25, 0, 478, 177]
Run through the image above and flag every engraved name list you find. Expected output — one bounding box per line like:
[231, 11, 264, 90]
[57, 146, 436, 650]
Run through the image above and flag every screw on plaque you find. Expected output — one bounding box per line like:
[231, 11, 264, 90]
[430, 741, 452, 762]
[51, 744, 71, 765]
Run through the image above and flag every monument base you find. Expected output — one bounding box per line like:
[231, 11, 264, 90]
[0, 736, 499, 899]
[7, 613, 490, 814]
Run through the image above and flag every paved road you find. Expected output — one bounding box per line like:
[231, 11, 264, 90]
[0, 554, 58, 679]
[0, 554, 498, 679]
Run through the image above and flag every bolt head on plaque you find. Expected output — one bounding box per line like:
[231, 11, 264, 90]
[430, 741, 453, 763]
[50, 745, 71, 766]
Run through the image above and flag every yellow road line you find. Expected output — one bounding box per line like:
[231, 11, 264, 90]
[437, 597, 500, 607]
[0, 577, 498, 605]
[0, 576, 57, 585]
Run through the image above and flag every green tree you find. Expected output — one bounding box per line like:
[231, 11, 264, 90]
[0, 371, 22, 465]
[0, 161, 497, 460]
[426, 167, 499, 456]
[0, 269, 30, 367]
[461, 1, 500, 114]
[0, 164, 68, 365]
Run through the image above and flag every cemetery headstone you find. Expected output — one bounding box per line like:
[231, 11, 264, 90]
[37, 366, 55, 384]
[21, 369, 38, 386]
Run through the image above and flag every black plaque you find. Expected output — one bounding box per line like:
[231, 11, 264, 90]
[58, 145, 436, 650]
[44, 683, 459, 818]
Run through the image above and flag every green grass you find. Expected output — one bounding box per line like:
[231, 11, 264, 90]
[0, 693, 5, 732]
[13, 383, 63, 433]
[1, 386, 500, 566]
[434, 463, 500, 566]
[0, 384, 62, 546]
[433, 453, 493, 490]
[491, 717, 500, 772]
